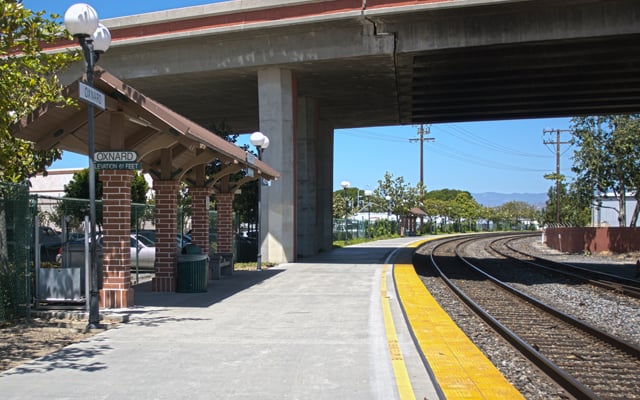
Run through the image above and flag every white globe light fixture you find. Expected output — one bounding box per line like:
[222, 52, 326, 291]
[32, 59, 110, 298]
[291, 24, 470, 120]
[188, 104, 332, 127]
[92, 23, 112, 53]
[250, 131, 268, 149]
[64, 3, 99, 37]
[261, 136, 270, 150]
[340, 180, 350, 189]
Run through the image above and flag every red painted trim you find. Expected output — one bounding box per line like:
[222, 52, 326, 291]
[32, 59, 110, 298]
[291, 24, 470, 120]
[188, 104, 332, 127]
[45, 0, 453, 50]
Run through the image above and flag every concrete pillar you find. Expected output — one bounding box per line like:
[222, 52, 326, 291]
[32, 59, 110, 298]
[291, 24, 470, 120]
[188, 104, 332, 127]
[190, 186, 212, 253]
[258, 68, 296, 263]
[100, 170, 135, 308]
[296, 97, 318, 258]
[316, 121, 335, 253]
[151, 180, 180, 292]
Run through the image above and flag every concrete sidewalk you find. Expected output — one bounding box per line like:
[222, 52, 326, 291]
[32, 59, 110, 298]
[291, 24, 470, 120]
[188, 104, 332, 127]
[0, 237, 438, 399]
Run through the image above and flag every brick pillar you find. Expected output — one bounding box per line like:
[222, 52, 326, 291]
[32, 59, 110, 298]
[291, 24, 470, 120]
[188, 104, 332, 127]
[152, 180, 180, 292]
[216, 193, 234, 254]
[100, 170, 135, 308]
[190, 187, 212, 253]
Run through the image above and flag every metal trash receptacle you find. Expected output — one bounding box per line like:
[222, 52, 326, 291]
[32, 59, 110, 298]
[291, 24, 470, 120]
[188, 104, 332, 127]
[177, 245, 208, 293]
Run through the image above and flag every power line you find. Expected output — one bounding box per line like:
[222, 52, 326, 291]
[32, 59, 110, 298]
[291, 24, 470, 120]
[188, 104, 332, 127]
[441, 124, 552, 158]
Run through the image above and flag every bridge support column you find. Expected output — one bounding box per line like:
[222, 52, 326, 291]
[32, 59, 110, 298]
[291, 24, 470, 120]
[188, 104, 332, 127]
[258, 68, 296, 263]
[296, 97, 318, 258]
[316, 121, 334, 253]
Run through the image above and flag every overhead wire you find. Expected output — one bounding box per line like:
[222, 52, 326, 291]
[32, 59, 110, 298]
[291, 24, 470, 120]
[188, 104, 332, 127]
[336, 125, 570, 174]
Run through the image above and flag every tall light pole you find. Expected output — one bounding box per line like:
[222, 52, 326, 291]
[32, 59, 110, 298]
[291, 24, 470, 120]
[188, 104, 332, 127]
[250, 131, 270, 271]
[64, 3, 111, 329]
[340, 180, 350, 243]
[364, 189, 373, 238]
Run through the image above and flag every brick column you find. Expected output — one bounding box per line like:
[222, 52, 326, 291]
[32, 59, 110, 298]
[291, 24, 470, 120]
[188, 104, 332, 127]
[216, 193, 234, 254]
[152, 180, 180, 292]
[100, 170, 135, 308]
[190, 187, 212, 253]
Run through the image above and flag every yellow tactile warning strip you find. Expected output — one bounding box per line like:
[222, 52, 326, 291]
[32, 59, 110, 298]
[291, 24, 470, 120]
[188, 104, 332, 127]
[393, 239, 525, 400]
[381, 263, 415, 400]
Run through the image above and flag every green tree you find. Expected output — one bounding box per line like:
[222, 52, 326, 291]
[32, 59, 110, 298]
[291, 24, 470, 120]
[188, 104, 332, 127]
[424, 188, 470, 202]
[422, 198, 446, 233]
[496, 201, 538, 229]
[451, 192, 481, 232]
[1, 2, 79, 182]
[423, 189, 476, 232]
[571, 114, 640, 227]
[375, 172, 418, 223]
[541, 182, 590, 227]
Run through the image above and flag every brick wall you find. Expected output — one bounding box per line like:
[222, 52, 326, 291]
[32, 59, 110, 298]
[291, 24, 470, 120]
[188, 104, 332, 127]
[544, 227, 640, 254]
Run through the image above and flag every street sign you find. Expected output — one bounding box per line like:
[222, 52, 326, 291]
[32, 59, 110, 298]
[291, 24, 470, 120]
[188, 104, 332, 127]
[78, 81, 105, 110]
[94, 151, 139, 170]
[94, 151, 138, 163]
[246, 152, 257, 165]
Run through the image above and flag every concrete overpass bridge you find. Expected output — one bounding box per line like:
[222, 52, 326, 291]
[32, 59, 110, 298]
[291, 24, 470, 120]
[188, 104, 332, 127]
[56, 0, 640, 263]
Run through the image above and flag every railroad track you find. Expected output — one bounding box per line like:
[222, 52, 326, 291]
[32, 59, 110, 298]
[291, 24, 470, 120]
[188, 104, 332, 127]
[489, 235, 640, 299]
[428, 235, 640, 399]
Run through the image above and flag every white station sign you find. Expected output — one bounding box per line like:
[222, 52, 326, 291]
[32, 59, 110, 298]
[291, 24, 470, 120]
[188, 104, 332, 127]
[94, 151, 140, 170]
[78, 81, 105, 110]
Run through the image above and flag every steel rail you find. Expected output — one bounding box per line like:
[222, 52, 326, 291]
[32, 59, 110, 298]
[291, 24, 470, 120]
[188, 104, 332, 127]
[498, 236, 640, 298]
[427, 236, 607, 400]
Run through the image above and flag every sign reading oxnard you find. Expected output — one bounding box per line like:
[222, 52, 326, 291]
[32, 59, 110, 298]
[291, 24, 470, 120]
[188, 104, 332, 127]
[94, 151, 140, 170]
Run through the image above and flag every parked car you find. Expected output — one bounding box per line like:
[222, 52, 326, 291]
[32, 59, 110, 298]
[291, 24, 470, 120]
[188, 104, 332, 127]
[134, 230, 191, 248]
[37, 226, 63, 262]
[58, 233, 155, 270]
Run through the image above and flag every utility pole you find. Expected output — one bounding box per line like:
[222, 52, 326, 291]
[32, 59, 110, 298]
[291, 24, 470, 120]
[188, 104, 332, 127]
[409, 124, 434, 191]
[543, 128, 572, 224]
[410, 124, 434, 233]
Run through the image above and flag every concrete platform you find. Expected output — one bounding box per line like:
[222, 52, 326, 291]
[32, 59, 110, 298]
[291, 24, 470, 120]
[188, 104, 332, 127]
[0, 238, 440, 399]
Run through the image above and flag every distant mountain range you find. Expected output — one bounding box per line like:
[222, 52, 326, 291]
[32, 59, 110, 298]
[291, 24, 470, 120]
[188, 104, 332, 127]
[471, 192, 547, 208]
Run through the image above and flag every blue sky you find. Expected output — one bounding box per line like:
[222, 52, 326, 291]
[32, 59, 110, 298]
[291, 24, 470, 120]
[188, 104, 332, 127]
[26, 0, 575, 194]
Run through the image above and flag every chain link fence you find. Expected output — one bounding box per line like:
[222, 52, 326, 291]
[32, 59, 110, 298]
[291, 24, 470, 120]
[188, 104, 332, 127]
[333, 218, 398, 241]
[0, 183, 33, 321]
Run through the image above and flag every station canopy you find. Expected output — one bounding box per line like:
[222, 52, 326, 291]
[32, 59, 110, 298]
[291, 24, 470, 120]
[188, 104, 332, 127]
[11, 67, 278, 185]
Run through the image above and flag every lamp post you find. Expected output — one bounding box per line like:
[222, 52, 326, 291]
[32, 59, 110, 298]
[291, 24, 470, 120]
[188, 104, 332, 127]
[64, 3, 111, 329]
[364, 190, 373, 238]
[250, 131, 270, 271]
[340, 180, 350, 243]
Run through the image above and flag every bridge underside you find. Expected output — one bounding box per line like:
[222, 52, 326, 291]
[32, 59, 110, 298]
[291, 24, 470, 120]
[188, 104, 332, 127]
[93, 0, 640, 132]
[399, 34, 640, 124]
[54, 0, 640, 263]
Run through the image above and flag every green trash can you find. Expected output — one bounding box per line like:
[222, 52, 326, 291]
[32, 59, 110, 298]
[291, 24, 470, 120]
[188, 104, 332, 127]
[177, 245, 208, 293]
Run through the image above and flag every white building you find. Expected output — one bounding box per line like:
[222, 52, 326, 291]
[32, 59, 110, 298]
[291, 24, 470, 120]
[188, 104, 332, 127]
[29, 168, 154, 199]
[592, 194, 638, 227]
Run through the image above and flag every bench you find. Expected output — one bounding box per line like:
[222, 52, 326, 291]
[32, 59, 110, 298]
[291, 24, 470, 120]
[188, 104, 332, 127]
[210, 252, 234, 280]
